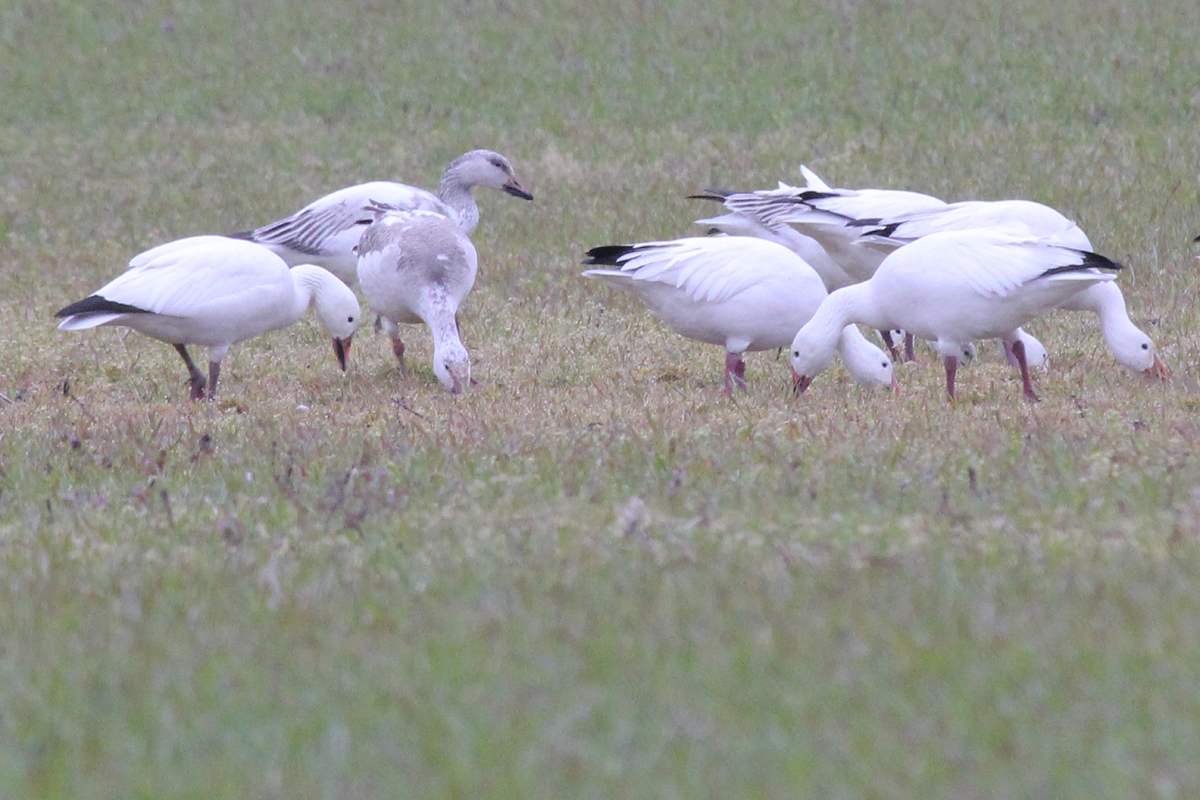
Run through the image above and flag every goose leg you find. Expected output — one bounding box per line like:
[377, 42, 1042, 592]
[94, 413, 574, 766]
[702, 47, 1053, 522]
[1011, 339, 1039, 403]
[879, 329, 900, 361]
[1002, 340, 1019, 368]
[724, 352, 748, 395]
[943, 355, 958, 401]
[904, 333, 916, 363]
[207, 360, 221, 400]
[174, 344, 207, 401]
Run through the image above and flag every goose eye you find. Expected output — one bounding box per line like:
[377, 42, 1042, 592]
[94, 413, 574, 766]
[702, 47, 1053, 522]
[881, 362, 888, 368]
[1141, 343, 1149, 350]
[792, 350, 800, 358]
[348, 316, 355, 323]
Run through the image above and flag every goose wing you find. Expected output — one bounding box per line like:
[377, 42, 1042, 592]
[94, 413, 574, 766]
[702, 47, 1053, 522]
[584, 237, 804, 304]
[233, 182, 455, 257]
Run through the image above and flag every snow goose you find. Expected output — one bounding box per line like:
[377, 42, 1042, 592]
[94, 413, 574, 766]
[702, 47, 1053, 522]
[789, 229, 1124, 402]
[691, 167, 948, 361]
[858, 201, 1167, 377]
[582, 236, 895, 394]
[231, 150, 532, 285]
[55, 236, 360, 400]
[693, 166, 948, 287]
[356, 210, 477, 394]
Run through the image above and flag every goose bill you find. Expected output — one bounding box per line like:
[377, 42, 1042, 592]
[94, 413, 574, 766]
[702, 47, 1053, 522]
[502, 179, 534, 201]
[1145, 353, 1170, 380]
[791, 367, 812, 394]
[333, 335, 353, 371]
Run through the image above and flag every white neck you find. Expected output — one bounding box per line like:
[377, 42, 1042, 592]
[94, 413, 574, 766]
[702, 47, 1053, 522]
[288, 265, 331, 323]
[1065, 281, 1141, 351]
[795, 285, 878, 374]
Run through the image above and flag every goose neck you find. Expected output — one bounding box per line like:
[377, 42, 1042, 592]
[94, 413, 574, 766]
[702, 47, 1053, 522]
[437, 171, 481, 234]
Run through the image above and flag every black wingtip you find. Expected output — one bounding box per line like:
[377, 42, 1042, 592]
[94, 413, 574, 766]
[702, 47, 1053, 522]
[583, 244, 638, 266]
[687, 189, 733, 201]
[859, 222, 901, 238]
[1039, 250, 1125, 279]
[1193, 233, 1200, 243]
[1079, 250, 1125, 272]
[55, 295, 149, 319]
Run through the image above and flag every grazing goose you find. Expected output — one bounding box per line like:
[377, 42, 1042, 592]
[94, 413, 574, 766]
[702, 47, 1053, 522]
[357, 210, 477, 394]
[231, 150, 532, 285]
[692, 167, 948, 361]
[858, 202, 1167, 377]
[582, 236, 895, 394]
[709, 172, 1160, 376]
[55, 236, 359, 400]
[789, 229, 1123, 402]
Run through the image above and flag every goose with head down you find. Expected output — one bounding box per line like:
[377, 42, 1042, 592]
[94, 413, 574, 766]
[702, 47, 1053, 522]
[850, 198, 1167, 378]
[55, 236, 359, 400]
[357, 210, 478, 394]
[789, 228, 1124, 402]
[582, 235, 895, 394]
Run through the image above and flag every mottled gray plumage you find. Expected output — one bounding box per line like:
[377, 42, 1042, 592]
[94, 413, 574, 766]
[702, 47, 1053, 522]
[356, 211, 477, 393]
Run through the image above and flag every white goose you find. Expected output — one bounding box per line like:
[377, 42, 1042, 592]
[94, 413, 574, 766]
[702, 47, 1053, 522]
[789, 229, 1124, 402]
[582, 236, 895, 394]
[692, 167, 949, 361]
[356, 210, 477, 394]
[858, 200, 1168, 377]
[232, 150, 532, 285]
[55, 236, 360, 400]
[694, 166, 948, 287]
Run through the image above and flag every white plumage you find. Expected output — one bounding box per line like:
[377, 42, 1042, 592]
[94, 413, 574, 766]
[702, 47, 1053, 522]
[55, 236, 360, 400]
[695, 166, 948, 289]
[232, 150, 532, 285]
[857, 200, 1166, 376]
[789, 229, 1124, 401]
[356, 211, 478, 394]
[703, 168, 1164, 377]
[583, 236, 895, 394]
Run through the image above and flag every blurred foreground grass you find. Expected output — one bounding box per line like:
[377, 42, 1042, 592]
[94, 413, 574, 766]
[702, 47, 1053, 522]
[2, 0, 1200, 797]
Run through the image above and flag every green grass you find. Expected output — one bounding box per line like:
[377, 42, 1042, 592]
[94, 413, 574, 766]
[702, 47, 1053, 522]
[3, 0, 1200, 797]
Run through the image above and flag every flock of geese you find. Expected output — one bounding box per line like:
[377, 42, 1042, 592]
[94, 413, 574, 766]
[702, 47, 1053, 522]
[55, 148, 1168, 403]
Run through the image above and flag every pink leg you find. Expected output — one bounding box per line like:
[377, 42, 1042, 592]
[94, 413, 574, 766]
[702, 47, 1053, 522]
[879, 330, 900, 361]
[1011, 338, 1039, 403]
[904, 333, 916, 363]
[943, 355, 957, 401]
[1003, 340, 1019, 368]
[724, 352, 748, 394]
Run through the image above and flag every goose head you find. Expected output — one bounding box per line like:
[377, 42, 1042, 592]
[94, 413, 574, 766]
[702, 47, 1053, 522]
[838, 326, 898, 391]
[1109, 327, 1169, 379]
[452, 150, 533, 200]
[433, 340, 472, 394]
[789, 328, 838, 394]
[311, 273, 361, 371]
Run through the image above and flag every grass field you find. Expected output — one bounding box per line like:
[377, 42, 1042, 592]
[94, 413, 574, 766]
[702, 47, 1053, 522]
[2, 0, 1200, 797]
